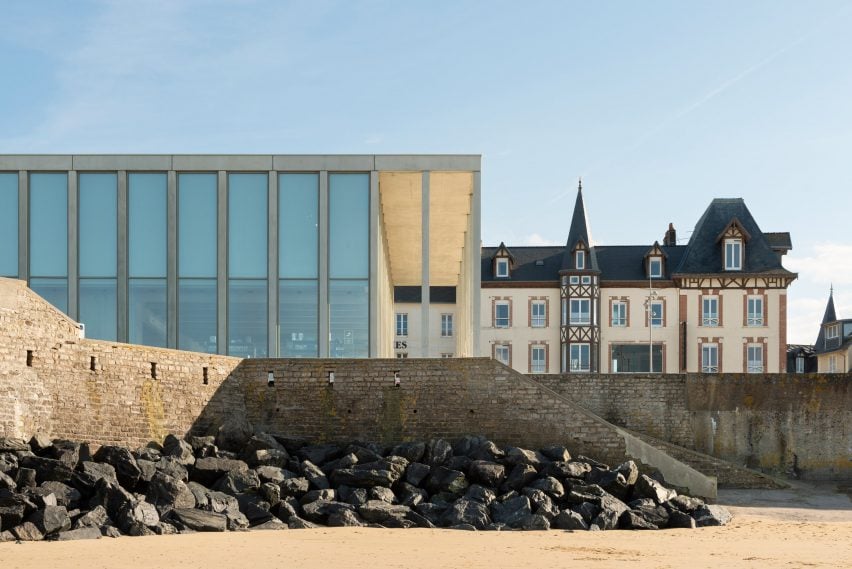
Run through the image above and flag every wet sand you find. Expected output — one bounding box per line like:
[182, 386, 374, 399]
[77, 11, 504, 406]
[2, 482, 850, 569]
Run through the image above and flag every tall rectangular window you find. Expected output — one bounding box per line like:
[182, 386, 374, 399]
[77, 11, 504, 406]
[278, 280, 317, 357]
[530, 345, 546, 373]
[701, 344, 719, 373]
[531, 300, 546, 327]
[128, 173, 167, 347]
[702, 297, 719, 326]
[329, 173, 369, 357]
[569, 343, 590, 372]
[494, 344, 510, 366]
[747, 344, 763, 373]
[228, 173, 268, 357]
[569, 299, 590, 325]
[441, 314, 453, 337]
[396, 313, 408, 337]
[611, 300, 627, 327]
[650, 300, 663, 328]
[725, 239, 742, 271]
[329, 280, 368, 358]
[575, 250, 585, 269]
[29, 173, 68, 312]
[495, 258, 509, 277]
[279, 174, 319, 357]
[495, 301, 510, 328]
[747, 296, 764, 326]
[78, 173, 117, 341]
[648, 257, 662, 278]
[0, 173, 18, 277]
[178, 174, 217, 352]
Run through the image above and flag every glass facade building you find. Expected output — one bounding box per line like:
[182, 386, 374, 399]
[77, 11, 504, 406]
[0, 155, 481, 359]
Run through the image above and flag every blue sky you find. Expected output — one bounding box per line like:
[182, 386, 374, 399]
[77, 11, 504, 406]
[1, 0, 850, 344]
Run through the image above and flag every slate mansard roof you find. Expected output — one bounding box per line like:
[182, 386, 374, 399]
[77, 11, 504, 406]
[482, 194, 794, 284]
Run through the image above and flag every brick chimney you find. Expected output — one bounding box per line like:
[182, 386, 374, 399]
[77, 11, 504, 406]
[663, 223, 677, 246]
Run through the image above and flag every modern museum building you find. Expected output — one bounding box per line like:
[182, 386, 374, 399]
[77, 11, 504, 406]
[0, 154, 481, 359]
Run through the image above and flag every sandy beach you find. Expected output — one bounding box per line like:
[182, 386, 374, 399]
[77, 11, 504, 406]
[2, 482, 850, 569]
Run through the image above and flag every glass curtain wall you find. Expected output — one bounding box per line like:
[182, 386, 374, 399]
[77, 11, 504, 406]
[78, 173, 118, 340]
[29, 173, 68, 312]
[0, 173, 18, 277]
[228, 173, 268, 357]
[278, 173, 318, 357]
[128, 173, 167, 347]
[178, 174, 217, 353]
[329, 173, 369, 358]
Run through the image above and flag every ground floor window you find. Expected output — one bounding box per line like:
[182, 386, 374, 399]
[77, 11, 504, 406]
[530, 345, 546, 373]
[494, 344, 511, 366]
[610, 344, 662, 373]
[746, 344, 764, 373]
[569, 343, 590, 372]
[702, 344, 719, 373]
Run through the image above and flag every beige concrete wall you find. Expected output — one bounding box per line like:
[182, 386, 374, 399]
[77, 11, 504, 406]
[600, 287, 681, 373]
[817, 345, 852, 372]
[479, 287, 561, 373]
[393, 303, 457, 358]
[680, 286, 786, 373]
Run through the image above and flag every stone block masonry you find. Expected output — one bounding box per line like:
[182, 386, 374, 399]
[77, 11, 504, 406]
[533, 372, 851, 481]
[0, 278, 716, 497]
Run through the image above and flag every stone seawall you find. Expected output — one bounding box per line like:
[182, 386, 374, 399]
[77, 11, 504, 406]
[533, 373, 851, 481]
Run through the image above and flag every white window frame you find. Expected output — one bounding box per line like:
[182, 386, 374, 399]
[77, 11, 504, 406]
[495, 258, 509, 278]
[701, 344, 719, 373]
[495, 344, 510, 366]
[650, 300, 663, 328]
[826, 323, 839, 340]
[828, 355, 837, 372]
[495, 301, 510, 328]
[569, 298, 591, 325]
[702, 297, 719, 327]
[530, 345, 546, 373]
[649, 257, 662, 278]
[747, 344, 763, 373]
[440, 353, 453, 358]
[531, 300, 546, 328]
[725, 239, 742, 271]
[611, 301, 627, 327]
[396, 352, 408, 359]
[441, 313, 453, 337]
[575, 250, 585, 269]
[795, 355, 805, 373]
[396, 313, 408, 337]
[569, 275, 580, 284]
[569, 343, 590, 372]
[581, 275, 591, 284]
[747, 296, 763, 326]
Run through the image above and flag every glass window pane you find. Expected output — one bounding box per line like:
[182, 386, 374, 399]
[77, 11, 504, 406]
[330, 279, 368, 358]
[129, 173, 167, 277]
[178, 279, 217, 353]
[329, 173, 369, 279]
[79, 278, 117, 341]
[0, 173, 18, 276]
[79, 173, 117, 277]
[30, 278, 68, 313]
[178, 174, 217, 278]
[228, 279, 268, 357]
[279, 173, 318, 278]
[29, 173, 67, 277]
[278, 279, 318, 357]
[228, 173, 267, 278]
[129, 278, 167, 347]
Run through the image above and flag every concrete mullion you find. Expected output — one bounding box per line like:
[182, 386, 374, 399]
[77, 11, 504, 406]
[268, 171, 278, 357]
[471, 170, 481, 356]
[369, 170, 379, 357]
[167, 171, 177, 348]
[318, 171, 329, 357]
[217, 171, 228, 355]
[18, 170, 27, 281]
[421, 171, 430, 358]
[117, 171, 128, 342]
[68, 171, 78, 320]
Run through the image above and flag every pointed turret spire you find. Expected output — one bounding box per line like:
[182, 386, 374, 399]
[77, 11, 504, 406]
[822, 286, 837, 324]
[560, 179, 596, 272]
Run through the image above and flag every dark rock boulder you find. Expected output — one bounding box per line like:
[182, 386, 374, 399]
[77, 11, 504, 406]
[693, 505, 733, 527]
[391, 441, 425, 463]
[213, 468, 261, 495]
[28, 505, 72, 535]
[171, 508, 227, 532]
[528, 476, 564, 499]
[619, 510, 658, 530]
[162, 435, 195, 467]
[540, 445, 571, 462]
[667, 510, 697, 529]
[490, 495, 532, 528]
[358, 500, 411, 525]
[147, 472, 196, 512]
[190, 457, 248, 487]
[505, 447, 547, 469]
[469, 460, 505, 488]
[328, 508, 365, 527]
[301, 460, 330, 490]
[92, 446, 142, 488]
[56, 526, 102, 541]
[523, 488, 559, 520]
[425, 467, 469, 496]
[72, 505, 109, 529]
[425, 438, 453, 467]
[298, 444, 344, 466]
[503, 464, 537, 491]
[215, 417, 254, 453]
[0, 471, 16, 491]
[518, 514, 550, 530]
[440, 498, 491, 529]
[632, 474, 677, 504]
[19, 456, 75, 484]
[12, 521, 44, 541]
[405, 462, 431, 486]
[464, 484, 496, 506]
[553, 509, 589, 530]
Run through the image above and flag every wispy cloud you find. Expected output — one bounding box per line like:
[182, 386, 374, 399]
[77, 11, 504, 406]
[521, 233, 561, 246]
[786, 243, 852, 286]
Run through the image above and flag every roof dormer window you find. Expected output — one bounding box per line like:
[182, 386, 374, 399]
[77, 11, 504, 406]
[648, 256, 662, 278]
[495, 258, 509, 278]
[575, 250, 585, 270]
[724, 238, 742, 271]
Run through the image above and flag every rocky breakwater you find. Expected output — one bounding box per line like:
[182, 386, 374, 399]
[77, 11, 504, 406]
[0, 430, 732, 541]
